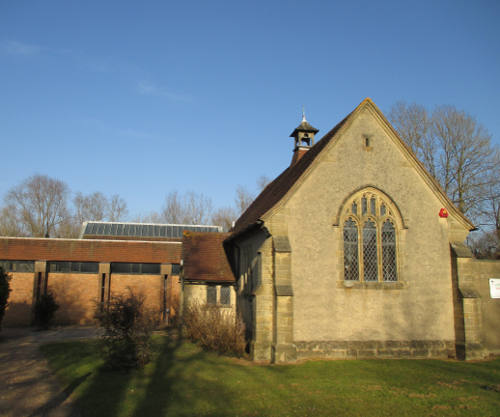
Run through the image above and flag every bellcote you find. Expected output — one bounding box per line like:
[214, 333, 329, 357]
[290, 112, 319, 165]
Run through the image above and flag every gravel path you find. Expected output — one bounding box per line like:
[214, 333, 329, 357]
[0, 327, 101, 417]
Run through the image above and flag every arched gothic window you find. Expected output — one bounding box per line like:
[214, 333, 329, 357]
[341, 189, 399, 282]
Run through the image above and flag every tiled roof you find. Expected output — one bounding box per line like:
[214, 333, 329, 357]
[231, 97, 474, 237]
[0, 237, 182, 263]
[182, 232, 235, 282]
[231, 112, 352, 236]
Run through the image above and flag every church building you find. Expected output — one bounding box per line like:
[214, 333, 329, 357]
[1, 98, 499, 362]
[222, 98, 499, 362]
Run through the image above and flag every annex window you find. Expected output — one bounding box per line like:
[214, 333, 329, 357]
[0, 260, 34, 272]
[341, 189, 399, 283]
[207, 286, 217, 304]
[171, 264, 181, 275]
[48, 261, 99, 273]
[111, 263, 161, 274]
[220, 286, 231, 305]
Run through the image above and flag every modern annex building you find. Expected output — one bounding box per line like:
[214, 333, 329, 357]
[1, 98, 499, 362]
[0, 222, 223, 327]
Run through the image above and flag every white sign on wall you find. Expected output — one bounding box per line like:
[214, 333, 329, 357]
[490, 279, 500, 299]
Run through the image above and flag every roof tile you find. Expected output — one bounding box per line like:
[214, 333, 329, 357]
[182, 232, 235, 282]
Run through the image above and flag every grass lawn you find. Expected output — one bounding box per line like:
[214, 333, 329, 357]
[41, 334, 500, 417]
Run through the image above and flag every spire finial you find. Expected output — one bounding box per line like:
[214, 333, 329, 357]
[302, 105, 306, 122]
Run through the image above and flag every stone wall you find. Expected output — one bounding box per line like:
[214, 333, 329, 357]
[295, 340, 455, 360]
[183, 282, 236, 313]
[244, 103, 473, 363]
[279, 106, 459, 345]
[452, 246, 500, 359]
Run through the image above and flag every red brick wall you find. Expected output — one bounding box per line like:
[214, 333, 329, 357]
[167, 275, 181, 318]
[3, 272, 34, 326]
[3, 271, 183, 327]
[47, 273, 100, 325]
[110, 274, 163, 318]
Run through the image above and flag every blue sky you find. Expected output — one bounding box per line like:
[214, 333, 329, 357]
[1, 0, 499, 219]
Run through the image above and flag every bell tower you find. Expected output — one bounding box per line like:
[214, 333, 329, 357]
[289, 111, 319, 165]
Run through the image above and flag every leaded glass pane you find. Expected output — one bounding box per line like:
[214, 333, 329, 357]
[363, 220, 378, 281]
[343, 218, 359, 281]
[220, 286, 231, 305]
[370, 197, 376, 215]
[362, 197, 367, 215]
[382, 220, 397, 281]
[380, 204, 386, 216]
[352, 202, 358, 215]
[207, 286, 217, 304]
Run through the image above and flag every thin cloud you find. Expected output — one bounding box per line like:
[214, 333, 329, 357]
[137, 80, 191, 103]
[81, 117, 156, 140]
[1, 40, 41, 56]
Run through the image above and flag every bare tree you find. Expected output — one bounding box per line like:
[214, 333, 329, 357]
[256, 175, 271, 191]
[389, 102, 499, 221]
[74, 192, 108, 224]
[0, 204, 28, 237]
[479, 160, 500, 241]
[161, 191, 213, 225]
[389, 102, 436, 177]
[161, 191, 184, 224]
[4, 175, 70, 237]
[432, 106, 496, 217]
[132, 211, 163, 224]
[235, 185, 254, 215]
[468, 230, 498, 259]
[211, 206, 238, 232]
[74, 192, 128, 224]
[108, 194, 128, 222]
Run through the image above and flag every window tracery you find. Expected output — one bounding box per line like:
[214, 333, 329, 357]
[341, 189, 399, 282]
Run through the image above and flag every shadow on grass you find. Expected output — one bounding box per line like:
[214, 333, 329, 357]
[29, 372, 91, 417]
[69, 330, 241, 417]
[130, 332, 240, 417]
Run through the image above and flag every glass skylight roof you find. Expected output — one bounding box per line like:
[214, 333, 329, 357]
[81, 222, 221, 239]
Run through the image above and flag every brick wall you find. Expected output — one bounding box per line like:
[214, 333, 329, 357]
[48, 273, 100, 324]
[3, 272, 34, 326]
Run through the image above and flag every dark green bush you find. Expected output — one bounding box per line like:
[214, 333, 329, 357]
[0, 267, 11, 331]
[33, 291, 59, 329]
[95, 291, 157, 369]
